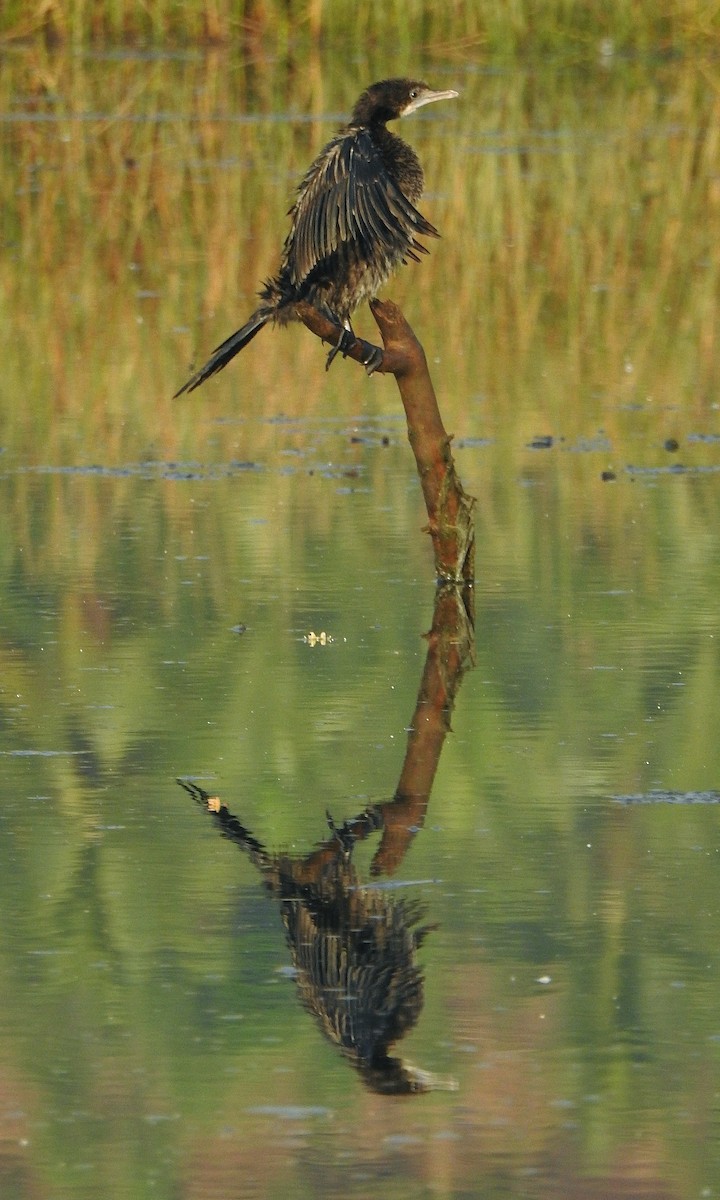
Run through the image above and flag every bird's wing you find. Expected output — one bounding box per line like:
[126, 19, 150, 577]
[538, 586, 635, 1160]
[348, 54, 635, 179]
[285, 128, 439, 287]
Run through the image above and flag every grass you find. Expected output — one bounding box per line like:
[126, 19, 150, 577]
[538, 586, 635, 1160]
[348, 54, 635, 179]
[0, 0, 719, 53]
[2, 44, 720, 574]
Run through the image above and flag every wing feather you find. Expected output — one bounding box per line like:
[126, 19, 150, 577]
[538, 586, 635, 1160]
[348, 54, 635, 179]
[284, 128, 439, 287]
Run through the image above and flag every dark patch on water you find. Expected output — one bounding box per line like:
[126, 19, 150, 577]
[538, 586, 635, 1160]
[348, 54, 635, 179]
[625, 463, 720, 477]
[613, 789, 720, 804]
[455, 437, 495, 449]
[568, 433, 613, 453]
[8, 461, 262, 481]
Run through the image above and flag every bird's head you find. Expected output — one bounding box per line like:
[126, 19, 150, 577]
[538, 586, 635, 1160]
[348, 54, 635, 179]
[351, 78, 459, 127]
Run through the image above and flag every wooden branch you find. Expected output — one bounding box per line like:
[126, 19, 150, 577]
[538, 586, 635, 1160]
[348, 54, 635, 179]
[369, 582, 475, 875]
[310, 581, 475, 877]
[295, 299, 475, 583]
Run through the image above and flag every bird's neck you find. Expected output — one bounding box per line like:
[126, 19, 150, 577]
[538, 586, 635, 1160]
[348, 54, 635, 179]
[371, 125, 424, 203]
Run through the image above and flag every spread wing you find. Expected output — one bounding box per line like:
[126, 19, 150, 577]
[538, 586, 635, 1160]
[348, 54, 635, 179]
[284, 127, 439, 287]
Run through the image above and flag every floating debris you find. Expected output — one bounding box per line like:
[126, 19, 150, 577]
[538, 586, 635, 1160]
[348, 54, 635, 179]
[626, 463, 720, 477]
[10, 460, 262, 481]
[613, 790, 720, 805]
[304, 631, 333, 647]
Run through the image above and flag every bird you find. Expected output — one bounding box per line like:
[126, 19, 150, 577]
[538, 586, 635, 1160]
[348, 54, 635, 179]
[174, 77, 458, 396]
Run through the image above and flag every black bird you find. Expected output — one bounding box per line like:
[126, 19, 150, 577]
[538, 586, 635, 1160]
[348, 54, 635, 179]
[174, 77, 458, 396]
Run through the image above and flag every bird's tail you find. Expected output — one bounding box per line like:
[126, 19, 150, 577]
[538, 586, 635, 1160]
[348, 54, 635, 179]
[174, 308, 271, 397]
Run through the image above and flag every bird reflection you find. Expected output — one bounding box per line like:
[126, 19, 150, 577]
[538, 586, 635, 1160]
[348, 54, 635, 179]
[179, 781, 456, 1095]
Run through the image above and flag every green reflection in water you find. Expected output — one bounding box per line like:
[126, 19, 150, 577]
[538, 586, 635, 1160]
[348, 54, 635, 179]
[1, 40, 720, 1200]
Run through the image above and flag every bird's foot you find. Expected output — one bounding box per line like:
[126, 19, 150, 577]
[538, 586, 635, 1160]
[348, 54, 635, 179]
[325, 327, 356, 371]
[326, 809, 355, 857]
[362, 345, 384, 375]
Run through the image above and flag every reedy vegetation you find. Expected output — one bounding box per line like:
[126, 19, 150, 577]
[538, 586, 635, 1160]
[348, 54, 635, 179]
[1, 0, 718, 50]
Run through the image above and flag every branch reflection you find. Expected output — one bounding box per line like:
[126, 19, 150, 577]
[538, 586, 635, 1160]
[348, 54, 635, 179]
[180, 582, 473, 1094]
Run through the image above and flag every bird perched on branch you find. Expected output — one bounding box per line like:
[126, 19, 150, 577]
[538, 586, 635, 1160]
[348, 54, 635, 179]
[174, 77, 458, 396]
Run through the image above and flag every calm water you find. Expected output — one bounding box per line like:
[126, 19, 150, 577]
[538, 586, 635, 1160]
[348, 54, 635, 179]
[1, 40, 720, 1200]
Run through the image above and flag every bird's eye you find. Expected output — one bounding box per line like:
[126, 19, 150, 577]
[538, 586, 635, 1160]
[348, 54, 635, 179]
[409, 89, 418, 99]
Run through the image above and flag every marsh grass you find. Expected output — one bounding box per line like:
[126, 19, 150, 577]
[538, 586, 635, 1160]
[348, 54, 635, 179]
[1, 0, 719, 53]
[2, 46, 720, 594]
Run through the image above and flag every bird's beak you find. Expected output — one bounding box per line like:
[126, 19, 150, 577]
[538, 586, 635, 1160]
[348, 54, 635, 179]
[402, 87, 459, 117]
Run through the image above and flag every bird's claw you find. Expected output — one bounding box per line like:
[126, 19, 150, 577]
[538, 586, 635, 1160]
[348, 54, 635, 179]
[362, 346, 384, 375]
[326, 809, 355, 856]
[325, 327, 356, 371]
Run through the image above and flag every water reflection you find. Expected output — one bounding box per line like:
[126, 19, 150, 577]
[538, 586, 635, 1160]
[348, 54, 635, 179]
[181, 780, 450, 1094]
[180, 584, 472, 1095]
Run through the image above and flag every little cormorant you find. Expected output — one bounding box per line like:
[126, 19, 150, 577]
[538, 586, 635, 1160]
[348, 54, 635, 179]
[174, 78, 458, 395]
